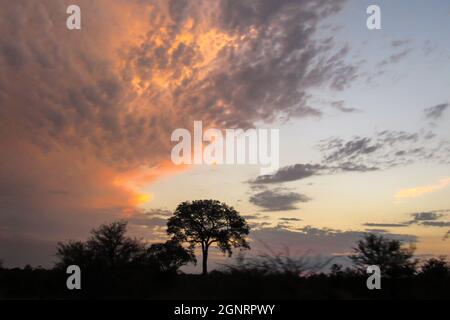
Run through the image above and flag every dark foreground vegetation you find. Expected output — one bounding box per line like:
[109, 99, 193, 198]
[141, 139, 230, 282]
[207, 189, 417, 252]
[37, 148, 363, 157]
[1, 264, 449, 299]
[0, 200, 449, 299]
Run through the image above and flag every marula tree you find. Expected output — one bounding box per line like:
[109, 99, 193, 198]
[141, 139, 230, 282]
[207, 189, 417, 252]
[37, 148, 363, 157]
[167, 200, 250, 275]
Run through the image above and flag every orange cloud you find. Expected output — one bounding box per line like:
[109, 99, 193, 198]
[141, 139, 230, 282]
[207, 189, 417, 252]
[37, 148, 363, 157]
[0, 0, 356, 267]
[395, 177, 450, 199]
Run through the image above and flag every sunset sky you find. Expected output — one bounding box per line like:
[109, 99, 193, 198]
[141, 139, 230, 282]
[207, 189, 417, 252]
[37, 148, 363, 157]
[0, 0, 449, 270]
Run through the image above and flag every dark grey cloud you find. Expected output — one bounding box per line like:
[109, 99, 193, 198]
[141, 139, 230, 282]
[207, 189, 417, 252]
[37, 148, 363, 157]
[333, 162, 378, 172]
[410, 211, 444, 222]
[376, 130, 419, 145]
[279, 217, 302, 222]
[319, 130, 450, 170]
[364, 210, 450, 231]
[250, 161, 377, 185]
[323, 137, 379, 162]
[249, 221, 272, 229]
[250, 164, 326, 184]
[242, 215, 261, 220]
[424, 103, 449, 120]
[240, 214, 273, 229]
[363, 223, 408, 228]
[421, 221, 450, 227]
[330, 100, 359, 113]
[405, 210, 450, 227]
[218, 0, 345, 33]
[249, 188, 311, 211]
[251, 124, 450, 186]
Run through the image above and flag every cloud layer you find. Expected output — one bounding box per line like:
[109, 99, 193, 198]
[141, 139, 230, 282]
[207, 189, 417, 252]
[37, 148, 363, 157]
[251, 125, 450, 185]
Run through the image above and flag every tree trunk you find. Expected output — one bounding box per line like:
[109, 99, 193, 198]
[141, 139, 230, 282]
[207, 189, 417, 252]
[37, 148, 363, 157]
[202, 247, 208, 275]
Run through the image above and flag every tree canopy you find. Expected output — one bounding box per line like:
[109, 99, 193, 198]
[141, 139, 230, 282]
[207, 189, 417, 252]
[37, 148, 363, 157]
[145, 240, 196, 272]
[350, 233, 417, 277]
[167, 200, 250, 275]
[420, 257, 449, 278]
[55, 221, 194, 273]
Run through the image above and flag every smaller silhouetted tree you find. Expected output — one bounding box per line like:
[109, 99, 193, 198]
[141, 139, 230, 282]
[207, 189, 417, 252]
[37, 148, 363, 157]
[167, 200, 250, 275]
[55, 220, 195, 273]
[55, 240, 93, 270]
[420, 257, 449, 278]
[145, 240, 196, 273]
[350, 233, 417, 277]
[86, 221, 143, 269]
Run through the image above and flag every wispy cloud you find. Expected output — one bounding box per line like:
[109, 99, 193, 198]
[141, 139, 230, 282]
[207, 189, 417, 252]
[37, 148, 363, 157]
[424, 103, 449, 120]
[395, 177, 450, 199]
[250, 126, 449, 186]
[377, 48, 413, 67]
[363, 209, 450, 231]
[249, 163, 326, 184]
[363, 223, 408, 228]
[391, 39, 411, 48]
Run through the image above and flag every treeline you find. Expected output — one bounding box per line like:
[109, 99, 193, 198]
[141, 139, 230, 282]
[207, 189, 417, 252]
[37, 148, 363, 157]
[54, 221, 196, 273]
[0, 220, 449, 299]
[1, 198, 449, 299]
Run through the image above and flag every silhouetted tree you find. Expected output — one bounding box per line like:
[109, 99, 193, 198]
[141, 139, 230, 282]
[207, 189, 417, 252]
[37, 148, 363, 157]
[55, 240, 93, 270]
[350, 233, 417, 277]
[420, 256, 449, 278]
[145, 240, 196, 273]
[24, 264, 33, 271]
[55, 221, 195, 273]
[167, 200, 250, 275]
[86, 221, 143, 269]
[330, 263, 343, 276]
